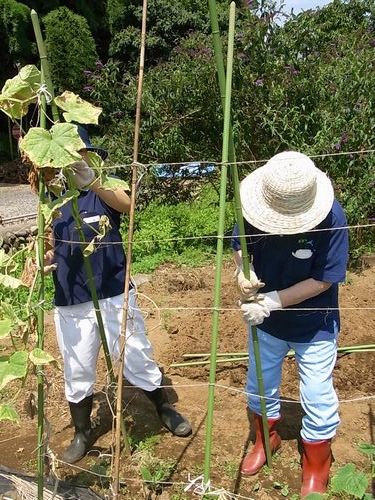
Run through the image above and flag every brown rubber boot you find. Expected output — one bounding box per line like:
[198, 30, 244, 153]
[301, 439, 332, 498]
[241, 414, 281, 475]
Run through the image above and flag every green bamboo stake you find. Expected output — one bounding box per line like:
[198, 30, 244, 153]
[7, 118, 14, 160]
[35, 84, 46, 500]
[182, 344, 375, 359]
[207, 0, 272, 468]
[172, 347, 375, 368]
[31, 10, 59, 123]
[203, 2, 236, 484]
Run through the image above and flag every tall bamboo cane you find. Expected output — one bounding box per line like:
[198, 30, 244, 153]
[112, 0, 148, 496]
[30, 10, 48, 498]
[203, 1, 236, 484]
[30, 11, 59, 124]
[207, 0, 272, 467]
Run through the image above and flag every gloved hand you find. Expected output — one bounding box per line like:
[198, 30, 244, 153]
[70, 160, 96, 189]
[240, 291, 282, 325]
[235, 265, 265, 301]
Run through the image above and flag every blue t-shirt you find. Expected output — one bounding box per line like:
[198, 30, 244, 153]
[52, 190, 126, 306]
[231, 200, 349, 342]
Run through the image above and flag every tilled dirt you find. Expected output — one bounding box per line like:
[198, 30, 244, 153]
[0, 261, 374, 499]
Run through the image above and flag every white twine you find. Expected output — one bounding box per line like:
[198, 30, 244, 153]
[95, 148, 375, 171]
[36, 83, 53, 105]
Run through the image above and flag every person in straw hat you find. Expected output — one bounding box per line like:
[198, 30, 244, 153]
[231, 151, 349, 498]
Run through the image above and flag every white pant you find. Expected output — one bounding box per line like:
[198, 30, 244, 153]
[54, 290, 162, 403]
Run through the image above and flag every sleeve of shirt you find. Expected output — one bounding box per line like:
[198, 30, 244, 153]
[311, 201, 349, 283]
[231, 224, 241, 251]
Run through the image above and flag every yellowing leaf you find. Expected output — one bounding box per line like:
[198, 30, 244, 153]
[54, 91, 102, 124]
[101, 176, 130, 192]
[0, 274, 25, 289]
[29, 348, 57, 366]
[19, 123, 85, 169]
[0, 318, 13, 339]
[83, 215, 111, 257]
[0, 65, 40, 119]
[40, 189, 79, 226]
[0, 404, 20, 423]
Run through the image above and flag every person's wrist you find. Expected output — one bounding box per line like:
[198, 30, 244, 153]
[263, 290, 282, 310]
[89, 177, 101, 192]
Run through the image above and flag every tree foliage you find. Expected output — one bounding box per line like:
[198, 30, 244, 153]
[0, 0, 33, 76]
[43, 6, 98, 93]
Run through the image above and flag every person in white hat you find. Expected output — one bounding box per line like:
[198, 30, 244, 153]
[231, 151, 349, 498]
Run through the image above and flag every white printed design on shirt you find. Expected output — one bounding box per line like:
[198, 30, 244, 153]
[83, 215, 101, 224]
[292, 249, 313, 259]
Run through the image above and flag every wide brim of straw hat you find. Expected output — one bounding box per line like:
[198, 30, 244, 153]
[240, 165, 334, 235]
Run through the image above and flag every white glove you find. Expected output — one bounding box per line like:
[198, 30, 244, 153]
[240, 291, 282, 325]
[70, 160, 96, 189]
[235, 265, 265, 301]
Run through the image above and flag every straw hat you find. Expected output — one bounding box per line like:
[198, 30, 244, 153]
[240, 151, 334, 234]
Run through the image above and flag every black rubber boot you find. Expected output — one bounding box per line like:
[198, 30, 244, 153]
[143, 388, 192, 437]
[62, 395, 93, 464]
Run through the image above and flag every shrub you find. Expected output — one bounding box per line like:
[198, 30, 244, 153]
[0, 0, 33, 81]
[122, 185, 235, 273]
[43, 6, 98, 93]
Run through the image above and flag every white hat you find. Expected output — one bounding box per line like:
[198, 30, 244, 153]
[240, 151, 334, 234]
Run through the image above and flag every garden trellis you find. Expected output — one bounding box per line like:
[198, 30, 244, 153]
[0, 1, 374, 499]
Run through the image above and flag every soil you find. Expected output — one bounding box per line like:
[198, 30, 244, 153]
[0, 261, 374, 499]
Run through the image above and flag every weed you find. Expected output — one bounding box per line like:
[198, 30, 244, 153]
[221, 459, 239, 480]
[273, 481, 289, 497]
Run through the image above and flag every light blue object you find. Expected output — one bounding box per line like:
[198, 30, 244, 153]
[153, 162, 216, 179]
[246, 326, 340, 441]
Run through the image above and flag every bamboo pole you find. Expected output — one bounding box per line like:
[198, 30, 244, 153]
[112, 0, 148, 496]
[7, 118, 14, 160]
[36, 72, 46, 500]
[30, 10, 59, 123]
[30, 11, 48, 497]
[181, 344, 375, 359]
[207, 0, 272, 468]
[172, 346, 375, 367]
[203, 2, 236, 484]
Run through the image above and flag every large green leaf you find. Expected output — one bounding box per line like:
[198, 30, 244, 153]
[0, 65, 40, 119]
[0, 274, 25, 289]
[0, 404, 20, 423]
[19, 123, 86, 169]
[41, 189, 79, 225]
[330, 463, 368, 499]
[54, 91, 102, 124]
[0, 351, 28, 390]
[0, 318, 13, 339]
[29, 348, 57, 367]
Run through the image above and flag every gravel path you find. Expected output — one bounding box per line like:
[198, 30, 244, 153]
[0, 183, 38, 235]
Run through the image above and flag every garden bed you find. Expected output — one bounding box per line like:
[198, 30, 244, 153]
[0, 261, 374, 499]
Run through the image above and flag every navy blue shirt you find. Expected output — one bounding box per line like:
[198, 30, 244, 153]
[52, 190, 126, 306]
[231, 200, 349, 342]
